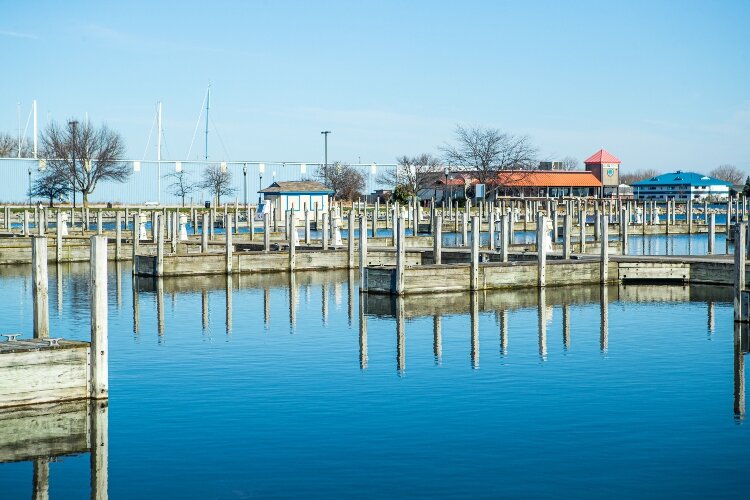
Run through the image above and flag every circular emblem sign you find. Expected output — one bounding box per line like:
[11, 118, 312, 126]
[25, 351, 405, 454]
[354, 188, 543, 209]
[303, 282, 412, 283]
[607, 168, 615, 177]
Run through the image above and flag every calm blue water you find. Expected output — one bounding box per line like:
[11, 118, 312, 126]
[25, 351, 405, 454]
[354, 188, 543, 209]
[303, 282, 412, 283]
[1, 265, 750, 498]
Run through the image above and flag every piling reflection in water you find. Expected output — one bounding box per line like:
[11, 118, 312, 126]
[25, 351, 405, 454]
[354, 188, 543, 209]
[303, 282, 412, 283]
[202, 289, 209, 332]
[471, 292, 480, 368]
[499, 309, 508, 356]
[0, 399, 109, 499]
[735, 323, 748, 420]
[563, 304, 571, 350]
[358, 295, 368, 369]
[600, 285, 609, 354]
[433, 314, 442, 365]
[396, 296, 405, 375]
[157, 278, 164, 338]
[226, 275, 233, 335]
[288, 273, 296, 331]
[538, 289, 547, 361]
[132, 276, 140, 335]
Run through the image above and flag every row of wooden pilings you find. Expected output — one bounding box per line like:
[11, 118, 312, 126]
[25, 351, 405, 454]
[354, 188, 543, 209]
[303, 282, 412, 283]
[28, 234, 108, 399]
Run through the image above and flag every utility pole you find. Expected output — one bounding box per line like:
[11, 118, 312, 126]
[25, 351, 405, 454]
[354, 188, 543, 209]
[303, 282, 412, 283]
[321, 131, 331, 186]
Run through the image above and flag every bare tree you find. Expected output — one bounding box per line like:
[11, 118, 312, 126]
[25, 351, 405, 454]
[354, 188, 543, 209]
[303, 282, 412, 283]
[315, 162, 365, 201]
[377, 153, 441, 199]
[620, 168, 661, 185]
[165, 170, 197, 207]
[0, 132, 33, 157]
[441, 126, 538, 196]
[200, 164, 235, 206]
[710, 164, 744, 185]
[559, 156, 579, 170]
[30, 167, 71, 207]
[41, 120, 129, 208]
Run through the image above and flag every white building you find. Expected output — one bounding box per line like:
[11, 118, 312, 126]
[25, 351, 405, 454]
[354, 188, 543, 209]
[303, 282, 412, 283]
[258, 181, 334, 214]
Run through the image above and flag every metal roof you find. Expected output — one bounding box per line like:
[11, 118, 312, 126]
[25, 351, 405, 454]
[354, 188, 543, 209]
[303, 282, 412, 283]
[584, 149, 621, 164]
[630, 171, 732, 187]
[497, 170, 602, 187]
[258, 181, 334, 194]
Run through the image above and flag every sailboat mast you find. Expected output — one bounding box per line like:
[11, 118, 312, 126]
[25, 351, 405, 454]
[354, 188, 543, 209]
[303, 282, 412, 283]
[204, 85, 210, 161]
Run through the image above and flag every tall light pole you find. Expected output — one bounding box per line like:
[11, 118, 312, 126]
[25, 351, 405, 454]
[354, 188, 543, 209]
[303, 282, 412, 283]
[321, 131, 331, 186]
[243, 163, 248, 208]
[444, 167, 449, 207]
[27, 165, 32, 206]
[258, 171, 263, 204]
[68, 120, 78, 209]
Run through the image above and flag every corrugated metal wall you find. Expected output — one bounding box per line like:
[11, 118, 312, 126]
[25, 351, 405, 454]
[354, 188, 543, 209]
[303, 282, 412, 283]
[0, 158, 396, 205]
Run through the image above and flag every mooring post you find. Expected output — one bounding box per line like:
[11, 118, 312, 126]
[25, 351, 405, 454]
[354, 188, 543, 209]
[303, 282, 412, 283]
[38, 207, 45, 236]
[263, 212, 271, 252]
[348, 210, 355, 268]
[201, 213, 209, 253]
[171, 210, 178, 254]
[359, 215, 368, 292]
[249, 207, 256, 241]
[226, 214, 233, 274]
[132, 213, 139, 275]
[115, 211, 122, 261]
[90, 235, 108, 399]
[56, 210, 64, 263]
[392, 204, 398, 247]
[433, 215, 443, 264]
[552, 205, 559, 243]
[470, 215, 480, 291]
[600, 214, 609, 283]
[210, 207, 216, 240]
[23, 210, 29, 236]
[97, 210, 103, 235]
[395, 213, 406, 295]
[735, 223, 747, 322]
[461, 211, 469, 247]
[687, 200, 693, 234]
[708, 213, 716, 255]
[501, 213, 509, 262]
[32, 235, 49, 339]
[322, 212, 329, 250]
[563, 213, 571, 259]
[304, 209, 311, 245]
[621, 208, 629, 255]
[537, 213, 547, 287]
[593, 204, 600, 241]
[156, 214, 164, 277]
[488, 210, 495, 250]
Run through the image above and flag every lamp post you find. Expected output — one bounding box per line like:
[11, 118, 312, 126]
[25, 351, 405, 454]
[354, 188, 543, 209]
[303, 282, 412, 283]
[27, 165, 32, 206]
[68, 120, 78, 209]
[258, 172, 263, 204]
[243, 163, 248, 208]
[321, 130, 331, 186]
[444, 167, 449, 207]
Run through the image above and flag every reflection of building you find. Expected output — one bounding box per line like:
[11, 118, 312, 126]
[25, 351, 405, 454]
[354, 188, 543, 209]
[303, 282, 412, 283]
[258, 181, 334, 213]
[584, 149, 620, 197]
[631, 171, 732, 201]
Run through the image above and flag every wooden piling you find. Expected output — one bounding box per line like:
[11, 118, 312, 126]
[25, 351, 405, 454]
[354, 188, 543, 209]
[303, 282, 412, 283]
[304, 209, 310, 244]
[115, 212, 122, 261]
[226, 214, 233, 274]
[56, 210, 63, 263]
[32, 236, 49, 339]
[488, 210, 495, 250]
[433, 215, 442, 265]
[348, 210, 355, 268]
[470, 216, 480, 291]
[201, 213, 209, 253]
[359, 215, 368, 292]
[156, 214, 164, 277]
[322, 212, 329, 250]
[537, 213, 546, 287]
[90, 235, 108, 399]
[132, 213, 139, 275]
[600, 214, 609, 283]
[97, 210, 103, 235]
[263, 212, 271, 252]
[501, 214, 509, 262]
[461, 211, 468, 247]
[396, 214, 406, 295]
[563, 213, 571, 259]
[708, 213, 716, 255]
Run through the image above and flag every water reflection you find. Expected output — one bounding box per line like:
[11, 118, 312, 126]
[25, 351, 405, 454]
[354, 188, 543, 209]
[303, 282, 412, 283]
[471, 292, 480, 368]
[396, 296, 405, 375]
[0, 399, 108, 499]
[600, 285, 609, 354]
[735, 323, 748, 420]
[359, 295, 368, 369]
[433, 314, 442, 364]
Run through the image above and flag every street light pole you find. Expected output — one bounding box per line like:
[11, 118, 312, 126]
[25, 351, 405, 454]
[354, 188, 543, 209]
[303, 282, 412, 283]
[321, 131, 331, 186]
[27, 166, 32, 206]
[68, 120, 78, 209]
[243, 163, 248, 208]
[258, 172, 263, 204]
[444, 167, 449, 207]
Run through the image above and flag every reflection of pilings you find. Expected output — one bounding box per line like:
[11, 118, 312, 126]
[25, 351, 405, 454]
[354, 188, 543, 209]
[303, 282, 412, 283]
[433, 314, 442, 364]
[358, 296, 368, 369]
[116, 262, 122, 310]
[470, 292, 479, 368]
[538, 288, 547, 360]
[288, 273, 296, 331]
[202, 289, 209, 332]
[32, 458, 49, 500]
[396, 296, 405, 374]
[321, 282, 329, 326]
[499, 309, 508, 356]
[347, 271, 354, 327]
[563, 304, 571, 350]
[600, 285, 609, 353]
[132, 276, 140, 335]
[734, 323, 748, 420]
[89, 399, 109, 500]
[263, 287, 270, 328]
[708, 302, 715, 334]
[156, 278, 164, 338]
[226, 275, 233, 335]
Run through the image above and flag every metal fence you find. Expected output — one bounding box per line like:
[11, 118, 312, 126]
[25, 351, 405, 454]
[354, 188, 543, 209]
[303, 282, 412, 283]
[0, 158, 397, 205]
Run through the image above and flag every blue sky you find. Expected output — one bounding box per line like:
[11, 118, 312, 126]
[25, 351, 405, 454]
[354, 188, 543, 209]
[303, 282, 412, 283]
[1, 0, 748, 174]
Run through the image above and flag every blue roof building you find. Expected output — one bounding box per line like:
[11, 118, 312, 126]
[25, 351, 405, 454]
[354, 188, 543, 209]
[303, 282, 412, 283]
[630, 171, 731, 201]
